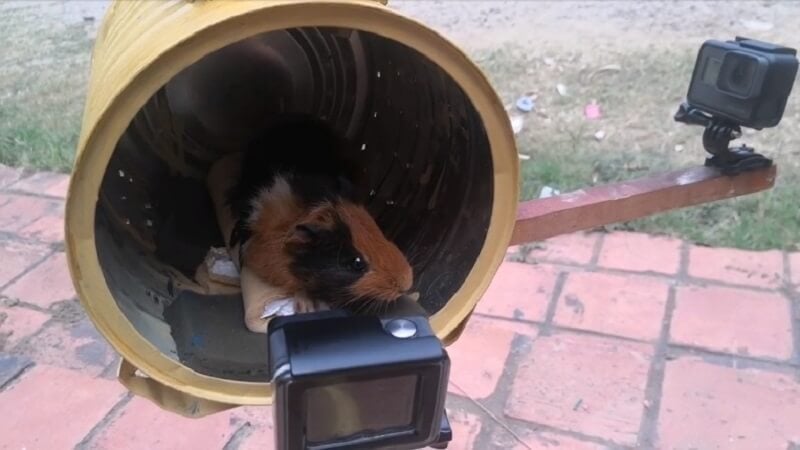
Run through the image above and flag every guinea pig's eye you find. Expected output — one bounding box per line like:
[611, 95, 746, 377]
[349, 256, 367, 273]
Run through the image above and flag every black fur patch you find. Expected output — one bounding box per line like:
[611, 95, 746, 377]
[287, 213, 367, 307]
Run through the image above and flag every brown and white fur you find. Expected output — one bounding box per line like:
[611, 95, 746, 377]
[226, 114, 413, 314]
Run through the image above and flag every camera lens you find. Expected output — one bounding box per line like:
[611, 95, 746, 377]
[718, 52, 758, 97]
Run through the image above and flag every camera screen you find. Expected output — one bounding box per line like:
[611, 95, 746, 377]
[304, 374, 419, 443]
[702, 58, 722, 85]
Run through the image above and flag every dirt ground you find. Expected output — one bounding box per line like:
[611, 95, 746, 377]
[2, 0, 799, 249]
[398, 1, 800, 52]
[16, 1, 799, 51]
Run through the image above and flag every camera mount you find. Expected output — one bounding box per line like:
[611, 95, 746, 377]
[674, 102, 773, 175]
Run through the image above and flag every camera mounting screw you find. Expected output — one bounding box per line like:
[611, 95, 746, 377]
[385, 318, 418, 338]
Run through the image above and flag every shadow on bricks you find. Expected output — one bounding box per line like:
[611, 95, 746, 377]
[11, 300, 115, 376]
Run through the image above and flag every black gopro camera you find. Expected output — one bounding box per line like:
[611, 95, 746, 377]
[686, 36, 797, 130]
[675, 37, 797, 174]
[267, 296, 451, 450]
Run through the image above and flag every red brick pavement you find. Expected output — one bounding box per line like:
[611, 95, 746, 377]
[0, 166, 798, 449]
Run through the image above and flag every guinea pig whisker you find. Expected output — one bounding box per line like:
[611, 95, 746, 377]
[342, 294, 364, 306]
[365, 299, 382, 315]
[369, 301, 382, 315]
[352, 300, 370, 315]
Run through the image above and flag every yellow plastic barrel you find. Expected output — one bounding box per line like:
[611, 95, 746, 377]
[66, 0, 518, 416]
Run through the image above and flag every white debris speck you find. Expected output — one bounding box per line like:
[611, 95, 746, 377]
[510, 115, 524, 134]
[539, 186, 560, 198]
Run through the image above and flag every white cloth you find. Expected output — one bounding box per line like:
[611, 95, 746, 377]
[260, 298, 298, 319]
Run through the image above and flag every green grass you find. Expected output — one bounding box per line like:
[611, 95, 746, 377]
[0, 7, 93, 172]
[476, 45, 800, 251]
[0, 106, 79, 170]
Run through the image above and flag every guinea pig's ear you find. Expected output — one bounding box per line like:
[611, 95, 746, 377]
[287, 223, 319, 245]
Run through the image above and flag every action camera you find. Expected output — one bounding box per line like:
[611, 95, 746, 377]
[675, 37, 797, 174]
[686, 36, 797, 130]
[267, 297, 451, 450]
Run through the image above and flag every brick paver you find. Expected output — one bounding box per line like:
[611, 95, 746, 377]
[0, 240, 49, 287]
[671, 285, 793, 360]
[0, 169, 796, 449]
[2, 251, 76, 307]
[475, 262, 558, 322]
[14, 314, 116, 376]
[446, 316, 519, 400]
[516, 232, 598, 265]
[512, 431, 606, 450]
[232, 407, 276, 450]
[658, 357, 800, 449]
[443, 410, 482, 450]
[0, 364, 126, 449]
[505, 331, 652, 446]
[0, 305, 50, 350]
[689, 244, 784, 288]
[9, 171, 70, 198]
[19, 210, 66, 243]
[598, 232, 683, 275]
[89, 397, 237, 449]
[0, 193, 62, 233]
[554, 271, 669, 341]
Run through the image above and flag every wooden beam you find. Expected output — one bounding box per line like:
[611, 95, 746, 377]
[510, 165, 777, 246]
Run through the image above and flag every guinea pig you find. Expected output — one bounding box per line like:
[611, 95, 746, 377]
[225, 114, 414, 313]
